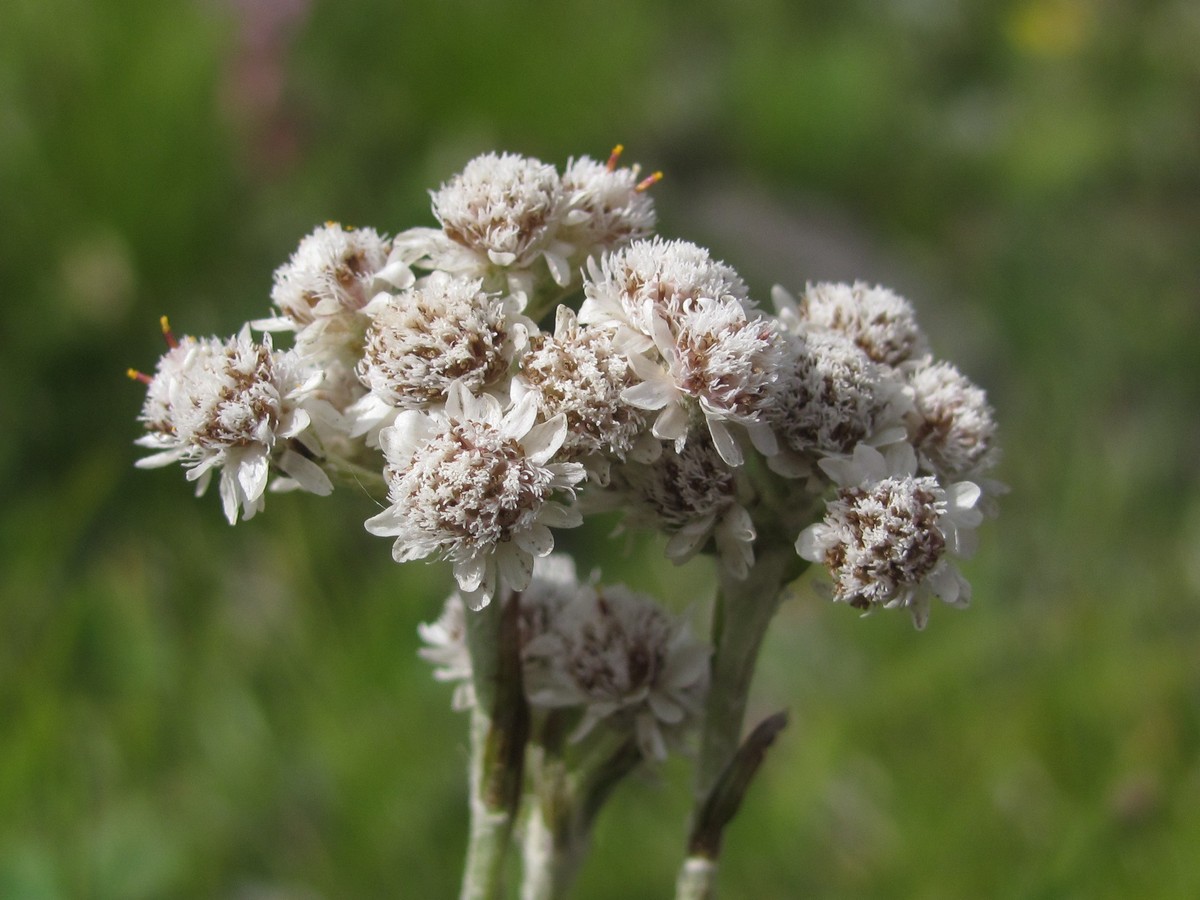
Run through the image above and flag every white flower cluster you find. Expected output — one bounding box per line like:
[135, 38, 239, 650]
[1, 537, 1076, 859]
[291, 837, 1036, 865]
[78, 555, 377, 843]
[420, 556, 710, 761]
[132, 146, 1001, 638]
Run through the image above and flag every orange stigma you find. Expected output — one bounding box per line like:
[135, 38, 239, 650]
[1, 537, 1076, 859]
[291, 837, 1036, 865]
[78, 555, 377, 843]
[159, 315, 178, 349]
[635, 170, 663, 192]
[606, 144, 625, 172]
[127, 368, 152, 385]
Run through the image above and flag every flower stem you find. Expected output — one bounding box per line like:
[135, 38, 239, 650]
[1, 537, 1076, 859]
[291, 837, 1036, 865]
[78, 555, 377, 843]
[693, 547, 800, 800]
[520, 780, 583, 900]
[460, 594, 529, 900]
[678, 546, 806, 899]
[520, 729, 642, 900]
[461, 706, 515, 900]
[674, 857, 719, 900]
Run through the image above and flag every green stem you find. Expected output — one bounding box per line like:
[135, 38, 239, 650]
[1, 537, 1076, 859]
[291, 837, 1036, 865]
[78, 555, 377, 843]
[693, 547, 801, 801]
[322, 452, 388, 497]
[676, 546, 807, 900]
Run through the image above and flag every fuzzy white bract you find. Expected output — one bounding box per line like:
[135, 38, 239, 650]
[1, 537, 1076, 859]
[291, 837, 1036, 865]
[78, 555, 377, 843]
[268, 223, 396, 325]
[419, 152, 572, 296]
[579, 238, 750, 353]
[365, 381, 586, 609]
[418, 555, 589, 713]
[418, 591, 475, 711]
[580, 239, 778, 465]
[624, 298, 785, 465]
[603, 435, 757, 579]
[419, 555, 709, 762]
[257, 224, 417, 406]
[134, 326, 331, 523]
[767, 330, 910, 477]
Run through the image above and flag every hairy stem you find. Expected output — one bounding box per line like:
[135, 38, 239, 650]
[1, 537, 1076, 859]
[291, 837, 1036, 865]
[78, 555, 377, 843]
[674, 857, 720, 900]
[520, 767, 583, 900]
[460, 595, 529, 900]
[520, 733, 641, 900]
[461, 706, 514, 900]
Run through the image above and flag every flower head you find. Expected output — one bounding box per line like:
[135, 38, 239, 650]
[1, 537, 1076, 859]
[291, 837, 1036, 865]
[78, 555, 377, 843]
[134, 324, 330, 523]
[776, 282, 928, 368]
[906, 360, 1000, 482]
[796, 443, 981, 629]
[559, 148, 657, 256]
[427, 152, 571, 290]
[418, 554, 588, 713]
[622, 298, 786, 466]
[512, 305, 650, 464]
[579, 238, 750, 353]
[522, 582, 710, 761]
[768, 330, 909, 474]
[605, 434, 757, 578]
[365, 382, 586, 608]
[354, 272, 528, 421]
[268, 222, 406, 328]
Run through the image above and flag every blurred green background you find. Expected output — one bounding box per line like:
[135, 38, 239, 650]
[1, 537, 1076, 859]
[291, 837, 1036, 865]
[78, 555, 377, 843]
[3, 0, 1199, 897]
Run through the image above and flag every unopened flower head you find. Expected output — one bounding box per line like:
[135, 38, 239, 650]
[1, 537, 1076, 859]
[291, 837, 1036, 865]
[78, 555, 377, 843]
[781, 282, 928, 368]
[134, 324, 330, 523]
[769, 330, 906, 467]
[560, 148, 657, 254]
[364, 382, 586, 608]
[357, 272, 527, 410]
[906, 360, 999, 481]
[513, 305, 649, 462]
[431, 152, 566, 271]
[522, 582, 710, 760]
[269, 223, 396, 327]
[579, 238, 750, 352]
[796, 443, 981, 629]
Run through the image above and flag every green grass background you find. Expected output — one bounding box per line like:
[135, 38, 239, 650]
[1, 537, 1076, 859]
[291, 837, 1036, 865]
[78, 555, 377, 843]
[2, 0, 1198, 896]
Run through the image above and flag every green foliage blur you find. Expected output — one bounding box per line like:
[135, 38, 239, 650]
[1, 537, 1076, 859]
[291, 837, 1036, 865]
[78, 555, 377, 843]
[2, 0, 1199, 896]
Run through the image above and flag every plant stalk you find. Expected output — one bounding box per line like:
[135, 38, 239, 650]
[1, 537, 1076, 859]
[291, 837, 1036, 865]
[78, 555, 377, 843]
[693, 546, 800, 801]
[460, 594, 529, 900]
[677, 545, 806, 900]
